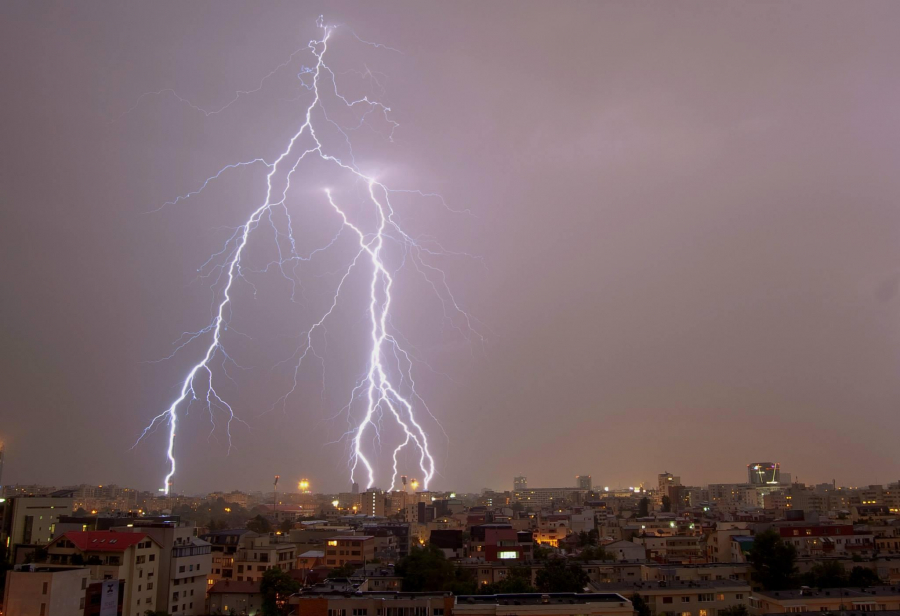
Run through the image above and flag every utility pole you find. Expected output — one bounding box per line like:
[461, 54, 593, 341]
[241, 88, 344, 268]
[273, 475, 280, 525]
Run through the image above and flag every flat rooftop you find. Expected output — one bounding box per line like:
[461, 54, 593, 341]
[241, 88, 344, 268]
[591, 580, 750, 592]
[456, 593, 629, 605]
[754, 586, 900, 600]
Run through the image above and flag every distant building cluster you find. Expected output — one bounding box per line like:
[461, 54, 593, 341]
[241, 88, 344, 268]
[1, 462, 900, 616]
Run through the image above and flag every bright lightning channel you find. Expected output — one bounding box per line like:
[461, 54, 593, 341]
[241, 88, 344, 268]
[131, 17, 480, 495]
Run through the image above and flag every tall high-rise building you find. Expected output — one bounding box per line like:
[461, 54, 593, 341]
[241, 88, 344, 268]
[513, 476, 528, 491]
[351, 482, 359, 494]
[576, 475, 592, 491]
[361, 489, 386, 517]
[748, 462, 780, 485]
[658, 472, 681, 504]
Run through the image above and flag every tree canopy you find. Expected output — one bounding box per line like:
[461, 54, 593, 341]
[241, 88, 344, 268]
[247, 514, 273, 534]
[748, 529, 797, 590]
[396, 544, 476, 594]
[260, 566, 300, 615]
[534, 558, 589, 593]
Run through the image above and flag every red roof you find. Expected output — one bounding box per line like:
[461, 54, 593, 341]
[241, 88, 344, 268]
[58, 531, 151, 552]
[208, 580, 261, 594]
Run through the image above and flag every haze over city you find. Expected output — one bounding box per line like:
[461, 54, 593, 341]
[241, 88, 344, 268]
[3, 2, 900, 495]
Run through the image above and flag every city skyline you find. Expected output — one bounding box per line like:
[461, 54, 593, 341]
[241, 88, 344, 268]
[3, 2, 900, 493]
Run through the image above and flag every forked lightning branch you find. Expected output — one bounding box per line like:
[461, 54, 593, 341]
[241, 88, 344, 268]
[131, 17, 479, 495]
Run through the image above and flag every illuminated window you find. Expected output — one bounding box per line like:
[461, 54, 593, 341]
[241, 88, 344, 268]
[328, 540, 338, 547]
[497, 551, 518, 559]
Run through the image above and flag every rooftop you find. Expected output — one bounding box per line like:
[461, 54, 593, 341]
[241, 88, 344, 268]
[208, 580, 261, 594]
[754, 586, 900, 600]
[456, 593, 629, 605]
[591, 580, 751, 592]
[56, 531, 152, 552]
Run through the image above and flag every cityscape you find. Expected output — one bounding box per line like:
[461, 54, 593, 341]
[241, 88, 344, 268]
[2, 461, 900, 616]
[4, 2, 900, 616]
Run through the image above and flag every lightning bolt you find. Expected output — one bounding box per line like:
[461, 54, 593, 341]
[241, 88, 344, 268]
[131, 17, 479, 494]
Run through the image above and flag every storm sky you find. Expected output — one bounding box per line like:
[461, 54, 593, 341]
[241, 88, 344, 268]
[3, 2, 900, 495]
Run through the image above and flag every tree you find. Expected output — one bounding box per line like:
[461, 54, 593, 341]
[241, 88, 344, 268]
[631, 593, 651, 616]
[481, 565, 535, 594]
[532, 544, 552, 560]
[848, 566, 881, 587]
[329, 563, 359, 578]
[719, 606, 749, 616]
[579, 545, 613, 562]
[260, 567, 300, 616]
[247, 514, 273, 534]
[661, 496, 671, 513]
[534, 558, 589, 593]
[208, 518, 229, 532]
[279, 518, 294, 533]
[801, 561, 847, 588]
[637, 498, 650, 518]
[748, 529, 797, 590]
[396, 544, 458, 592]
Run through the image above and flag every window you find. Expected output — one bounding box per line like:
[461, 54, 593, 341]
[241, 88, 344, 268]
[736, 595, 743, 600]
[40, 605, 46, 616]
[149, 554, 155, 561]
[82, 578, 87, 590]
[42, 581, 48, 594]
[717, 594, 725, 601]
[699, 611, 708, 616]
[80, 597, 86, 610]
[138, 585, 142, 592]
[148, 583, 154, 590]
[681, 612, 692, 616]
[329, 610, 347, 616]
[497, 551, 518, 559]
[137, 555, 146, 564]
[328, 540, 339, 546]
[434, 610, 444, 616]
[179, 565, 185, 573]
[353, 610, 368, 616]
[663, 597, 674, 604]
[682, 597, 691, 603]
[699, 594, 714, 602]
[173, 592, 180, 601]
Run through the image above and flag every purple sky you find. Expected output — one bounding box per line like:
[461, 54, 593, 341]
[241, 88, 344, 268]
[2, 2, 900, 494]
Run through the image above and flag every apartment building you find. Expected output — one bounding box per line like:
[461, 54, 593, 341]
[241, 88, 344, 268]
[114, 520, 211, 616]
[325, 535, 376, 568]
[640, 563, 752, 584]
[208, 579, 263, 615]
[777, 524, 874, 557]
[749, 586, 900, 614]
[201, 528, 251, 583]
[590, 579, 751, 616]
[46, 530, 161, 616]
[295, 590, 454, 616]
[0, 496, 73, 563]
[455, 593, 633, 616]
[3, 565, 90, 616]
[234, 531, 296, 582]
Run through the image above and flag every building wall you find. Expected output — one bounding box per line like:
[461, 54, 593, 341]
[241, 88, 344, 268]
[208, 590, 263, 615]
[3, 567, 89, 616]
[325, 537, 376, 567]
[1, 497, 73, 562]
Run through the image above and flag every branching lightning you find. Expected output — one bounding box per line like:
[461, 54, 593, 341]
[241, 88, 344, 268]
[131, 17, 479, 494]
